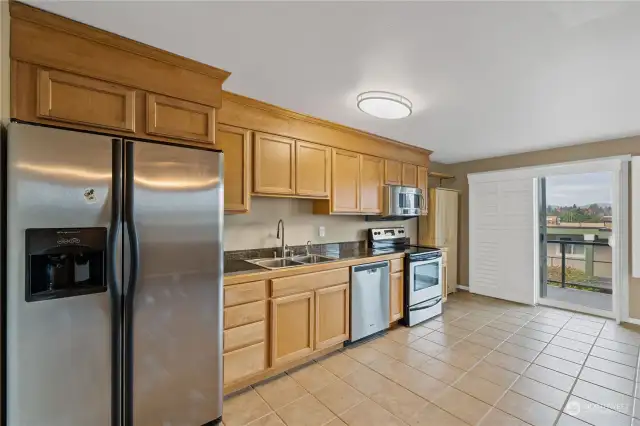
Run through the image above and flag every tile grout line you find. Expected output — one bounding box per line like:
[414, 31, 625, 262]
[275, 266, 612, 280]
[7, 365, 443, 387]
[551, 318, 607, 426]
[413, 302, 557, 424]
[227, 295, 637, 426]
[472, 305, 568, 425]
[428, 302, 571, 423]
[631, 328, 640, 426]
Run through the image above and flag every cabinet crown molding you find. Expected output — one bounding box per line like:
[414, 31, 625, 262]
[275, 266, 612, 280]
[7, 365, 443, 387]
[10, 0, 229, 107]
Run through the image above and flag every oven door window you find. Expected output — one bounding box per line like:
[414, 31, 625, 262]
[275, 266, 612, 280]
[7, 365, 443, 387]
[414, 262, 440, 292]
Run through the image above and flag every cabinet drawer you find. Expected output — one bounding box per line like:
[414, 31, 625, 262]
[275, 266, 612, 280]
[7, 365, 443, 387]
[390, 258, 404, 273]
[223, 342, 266, 385]
[37, 69, 136, 132]
[224, 321, 265, 353]
[146, 93, 215, 143]
[224, 301, 265, 329]
[224, 281, 266, 307]
[271, 268, 349, 298]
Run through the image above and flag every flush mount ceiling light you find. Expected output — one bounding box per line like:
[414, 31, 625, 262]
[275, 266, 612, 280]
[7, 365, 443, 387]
[357, 91, 412, 119]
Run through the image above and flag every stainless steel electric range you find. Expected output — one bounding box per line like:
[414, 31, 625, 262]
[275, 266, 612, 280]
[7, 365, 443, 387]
[368, 227, 443, 326]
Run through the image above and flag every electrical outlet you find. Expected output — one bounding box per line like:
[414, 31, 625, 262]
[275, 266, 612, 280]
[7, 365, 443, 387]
[318, 226, 326, 238]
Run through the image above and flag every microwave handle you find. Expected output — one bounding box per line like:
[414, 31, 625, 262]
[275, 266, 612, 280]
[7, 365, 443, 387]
[420, 193, 426, 210]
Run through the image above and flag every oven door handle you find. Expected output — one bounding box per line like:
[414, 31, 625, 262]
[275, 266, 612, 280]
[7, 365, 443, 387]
[409, 297, 443, 311]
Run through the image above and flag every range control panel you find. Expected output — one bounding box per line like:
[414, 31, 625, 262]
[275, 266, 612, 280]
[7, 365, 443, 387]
[368, 227, 406, 242]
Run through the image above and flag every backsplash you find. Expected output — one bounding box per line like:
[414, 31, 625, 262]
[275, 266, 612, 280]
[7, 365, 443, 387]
[224, 197, 417, 251]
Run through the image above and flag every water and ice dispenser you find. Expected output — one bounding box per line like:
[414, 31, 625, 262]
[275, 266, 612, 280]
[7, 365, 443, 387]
[25, 227, 107, 302]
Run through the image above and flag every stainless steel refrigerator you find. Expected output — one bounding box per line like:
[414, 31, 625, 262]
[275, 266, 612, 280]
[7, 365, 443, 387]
[5, 123, 224, 426]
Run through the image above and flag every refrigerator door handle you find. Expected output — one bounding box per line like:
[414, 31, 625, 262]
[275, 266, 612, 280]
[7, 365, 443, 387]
[109, 138, 123, 426]
[124, 141, 140, 299]
[123, 141, 140, 426]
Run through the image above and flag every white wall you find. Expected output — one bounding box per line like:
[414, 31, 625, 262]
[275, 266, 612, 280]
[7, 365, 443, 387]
[224, 197, 417, 251]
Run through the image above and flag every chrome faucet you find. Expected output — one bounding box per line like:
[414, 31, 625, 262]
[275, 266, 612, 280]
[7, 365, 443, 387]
[306, 241, 312, 256]
[276, 219, 285, 257]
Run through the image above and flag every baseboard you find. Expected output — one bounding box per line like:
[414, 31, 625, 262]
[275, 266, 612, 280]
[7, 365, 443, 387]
[624, 317, 640, 326]
[456, 285, 470, 291]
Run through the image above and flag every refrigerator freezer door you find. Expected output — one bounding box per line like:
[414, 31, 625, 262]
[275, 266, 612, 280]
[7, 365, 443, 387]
[6, 123, 119, 426]
[125, 141, 223, 425]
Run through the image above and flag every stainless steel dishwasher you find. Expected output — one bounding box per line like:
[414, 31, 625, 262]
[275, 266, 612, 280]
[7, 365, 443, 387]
[350, 261, 390, 342]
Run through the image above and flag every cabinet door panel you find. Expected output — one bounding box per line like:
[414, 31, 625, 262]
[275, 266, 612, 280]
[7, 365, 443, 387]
[402, 163, 418, 187]
[332, 149, 360, 213]
[417, 166, 429, 215]
[37, 69, 136, 132]
[296, 141, 330, 197]
[360, 155, 383, 214]
[224, 301, 266, 329]
[384, 160, 402, 185]
[315, 284, 349, 349]
[217, 124, 251, 213]
[254, 133, 296, 195]
[223, 342, 266, 385]
[271, 292, 314, 366]
[442, 251, 449, 302]
[146, 93, 215, 143]
[390, 272, 404, 322]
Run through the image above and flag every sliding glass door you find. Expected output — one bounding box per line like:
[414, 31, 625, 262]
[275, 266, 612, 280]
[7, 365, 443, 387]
[538, 172, 615, 315]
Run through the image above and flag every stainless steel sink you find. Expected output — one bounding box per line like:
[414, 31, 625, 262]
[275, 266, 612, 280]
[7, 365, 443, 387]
[291, 254, 337, 264]
[245, 254, 338, 270]
[246, 258, 304, 269]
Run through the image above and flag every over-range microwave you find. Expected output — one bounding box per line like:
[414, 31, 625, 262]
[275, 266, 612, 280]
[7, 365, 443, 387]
[382, 185, 425, 217]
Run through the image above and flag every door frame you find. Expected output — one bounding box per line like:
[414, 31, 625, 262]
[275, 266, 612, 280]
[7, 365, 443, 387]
[531, 157, 629, 322]
[469, 156, 630, 322]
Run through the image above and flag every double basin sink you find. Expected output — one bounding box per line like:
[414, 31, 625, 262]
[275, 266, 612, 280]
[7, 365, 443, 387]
[246, 254, 338, 270]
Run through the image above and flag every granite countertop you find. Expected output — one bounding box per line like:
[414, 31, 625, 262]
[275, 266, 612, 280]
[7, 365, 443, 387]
[223, 244, 406, 277]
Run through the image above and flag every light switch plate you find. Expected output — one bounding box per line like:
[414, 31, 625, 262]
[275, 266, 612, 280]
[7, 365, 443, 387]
[318, 226, 326, 237]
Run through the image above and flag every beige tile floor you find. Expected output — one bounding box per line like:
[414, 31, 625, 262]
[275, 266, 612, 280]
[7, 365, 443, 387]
[223, 292, 640, 426]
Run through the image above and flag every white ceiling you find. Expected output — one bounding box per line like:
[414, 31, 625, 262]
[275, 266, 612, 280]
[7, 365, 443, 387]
[26, 1, 640, 163]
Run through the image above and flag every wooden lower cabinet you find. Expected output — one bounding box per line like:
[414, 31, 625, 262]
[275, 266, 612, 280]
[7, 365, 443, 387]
[224, 342, 266, 385]
[315, 284, 349, 349]
[390, 271, 404, 323]
[270, 292, 315, 366]
[441, 249, 449, 302]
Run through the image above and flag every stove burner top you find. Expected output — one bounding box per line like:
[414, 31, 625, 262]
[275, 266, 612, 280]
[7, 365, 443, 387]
[367, 227, 440, 257]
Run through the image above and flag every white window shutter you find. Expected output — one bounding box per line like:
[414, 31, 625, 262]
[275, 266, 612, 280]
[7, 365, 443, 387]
[469, 178, 535, 305]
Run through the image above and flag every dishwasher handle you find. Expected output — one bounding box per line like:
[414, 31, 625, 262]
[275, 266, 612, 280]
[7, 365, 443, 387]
[352, 261, 390, 274]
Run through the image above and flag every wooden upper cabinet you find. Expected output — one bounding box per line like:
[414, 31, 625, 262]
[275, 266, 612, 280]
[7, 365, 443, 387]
[402, 163, 418, 187]
[315, 284, 349, 350]
[384, 159, 402, 185]
[360, 155, 383, 214]
[296, 141, 330, 198]
[390, 271, 404, 323]
[253, 133, 296, 195]
[270, 292, 314, 366]
[37, 69, 136, 132]
[146, 93, 215, 143]
[417, 166, 428, 215]
[217, 124, 251, 213]
[331, 149, 361, 213]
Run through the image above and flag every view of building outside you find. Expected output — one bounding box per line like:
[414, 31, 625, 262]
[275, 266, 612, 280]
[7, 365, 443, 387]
[545, 172, 612, 295]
